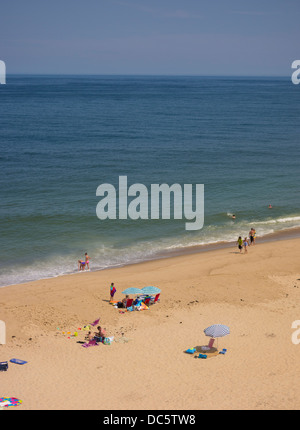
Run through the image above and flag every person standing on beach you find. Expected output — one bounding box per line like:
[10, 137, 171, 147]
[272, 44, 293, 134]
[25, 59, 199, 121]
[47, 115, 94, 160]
[243, 237, 249, 253]
[252, 228, 256, 245]
[249, 228, 255, 246]
[110, 283, 116, 302]
[237, 236, 243, 253]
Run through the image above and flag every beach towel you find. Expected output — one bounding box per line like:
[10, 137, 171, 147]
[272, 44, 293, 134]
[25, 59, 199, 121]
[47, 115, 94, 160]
[82, 340, 98, 348]
[0, 397, 22, 408]
[10, 358, 27, 365]
[185, 348, 196, 354]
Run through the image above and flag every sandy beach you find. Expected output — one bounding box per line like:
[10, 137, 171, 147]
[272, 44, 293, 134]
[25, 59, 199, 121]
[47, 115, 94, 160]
[1, 236, 300, 410]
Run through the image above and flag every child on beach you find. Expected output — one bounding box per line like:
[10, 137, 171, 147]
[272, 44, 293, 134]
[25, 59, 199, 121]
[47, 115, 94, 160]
[243, 237, 249, 253]
[237, 236, 243, 253]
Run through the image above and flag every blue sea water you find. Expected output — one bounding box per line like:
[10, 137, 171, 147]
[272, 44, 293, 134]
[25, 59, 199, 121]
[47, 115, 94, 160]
[0, 75, 299, 287]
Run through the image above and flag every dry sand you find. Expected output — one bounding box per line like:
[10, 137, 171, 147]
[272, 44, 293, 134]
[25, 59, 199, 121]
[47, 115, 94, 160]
[1, 237, 300, 410]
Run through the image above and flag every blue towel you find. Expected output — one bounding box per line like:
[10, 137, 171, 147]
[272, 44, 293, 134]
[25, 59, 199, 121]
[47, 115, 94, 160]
[185, 348, 196, 354]
[10, 359, 27, 365]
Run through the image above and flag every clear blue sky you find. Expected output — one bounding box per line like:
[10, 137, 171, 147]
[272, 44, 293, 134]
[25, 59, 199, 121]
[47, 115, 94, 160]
[0, 0, 299, 75]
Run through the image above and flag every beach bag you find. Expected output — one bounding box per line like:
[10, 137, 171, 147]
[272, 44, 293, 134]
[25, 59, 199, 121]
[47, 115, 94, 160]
[103, 336, 114, 345]
[0, 361, 8, 371]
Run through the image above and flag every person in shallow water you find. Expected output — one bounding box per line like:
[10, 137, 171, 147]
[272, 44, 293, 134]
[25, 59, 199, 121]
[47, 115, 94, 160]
[78, 253, 90, 271]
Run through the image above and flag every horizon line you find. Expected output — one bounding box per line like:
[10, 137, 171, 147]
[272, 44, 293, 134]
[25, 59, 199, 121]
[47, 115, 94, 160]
[6, 73, 290, 78]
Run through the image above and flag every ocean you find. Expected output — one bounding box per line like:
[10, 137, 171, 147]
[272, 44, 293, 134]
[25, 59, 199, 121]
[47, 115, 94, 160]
[0, 75, 299, 287]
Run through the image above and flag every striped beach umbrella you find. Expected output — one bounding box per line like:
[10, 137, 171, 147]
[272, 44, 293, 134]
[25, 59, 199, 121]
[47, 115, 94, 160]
[121, 287, 143, 295]
[141, 286, 161, 295]
[204, 324, 230, 338]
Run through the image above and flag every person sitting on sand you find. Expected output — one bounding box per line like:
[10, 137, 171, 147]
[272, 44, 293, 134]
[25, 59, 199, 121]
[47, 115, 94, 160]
[85, 331, 94, 341]
[122, 295, 129, 307]
[117, 295, 129, 308]
[95, 326, 106, 339]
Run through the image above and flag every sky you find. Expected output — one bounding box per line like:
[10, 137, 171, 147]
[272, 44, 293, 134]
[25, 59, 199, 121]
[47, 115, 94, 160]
[0, 0, 299, 75]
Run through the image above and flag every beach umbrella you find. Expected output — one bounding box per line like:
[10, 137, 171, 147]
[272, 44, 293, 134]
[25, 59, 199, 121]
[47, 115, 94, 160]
[203, 324, 230, 350]
[121, 287, 143, 295]
[141, 286, 161, 295]
[204, 324, 230, 338]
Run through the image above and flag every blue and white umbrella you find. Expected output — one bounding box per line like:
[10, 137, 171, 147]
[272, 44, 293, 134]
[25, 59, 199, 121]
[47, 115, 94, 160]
[121, 287, 143, 295]
[141, 286, 161, 295]
[204, 324, 230, 339]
